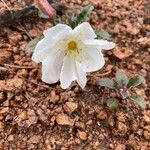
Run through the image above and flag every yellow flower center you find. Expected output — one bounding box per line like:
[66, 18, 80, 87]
[68, 41, 77, 50]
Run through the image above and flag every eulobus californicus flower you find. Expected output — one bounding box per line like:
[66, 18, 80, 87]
[32, 22, 115, 89]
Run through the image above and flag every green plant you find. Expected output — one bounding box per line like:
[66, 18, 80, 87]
[97, 70, 146, 110]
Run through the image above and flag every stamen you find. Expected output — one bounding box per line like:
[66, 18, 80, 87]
[68, 41, 77, 50]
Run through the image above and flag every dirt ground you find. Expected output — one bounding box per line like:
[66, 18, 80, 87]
[0, 0, 150, 149]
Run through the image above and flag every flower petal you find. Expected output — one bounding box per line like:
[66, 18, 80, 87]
[60, 55, 76, 89]
[75, 62, 87, 89]
[32, 24, 73, 63]
[83, 39, 116, 50]
[79, 48, 105, 72]
[32, 38, 54, 62]
[41, 51, 64, 84]
[43, 24, 72, 38]
[73, 22, 97, 40]
[32, 40, 63, 63]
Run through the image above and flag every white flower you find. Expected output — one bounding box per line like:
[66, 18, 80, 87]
[32, 22, 115, 89]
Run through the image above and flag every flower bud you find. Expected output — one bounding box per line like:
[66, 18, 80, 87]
[36, 0, 56, 19]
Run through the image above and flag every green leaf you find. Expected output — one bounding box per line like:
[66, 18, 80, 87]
[106, 98, 119, 110]
[66, 12, 77, 29]
[116, 70, 129, 87]
[95, 29, 111, 40]
[54, 18, 62, 25]
[97, 78, 116, 89]
[127, 75, 145, 89]
[76, 5, 94, 24]
[130, 94, 146, 109]
[26, 36, 43, 52]
[66, 5, 93, 28]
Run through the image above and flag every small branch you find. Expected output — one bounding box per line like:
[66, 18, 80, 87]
[1, 0, 12, 12]
[0, 5, 38, 27]
[0, 2, 67, 27]
[89, 70, 111, 77]
[97, 70, 112, 77]
[3, 64, 36, 69]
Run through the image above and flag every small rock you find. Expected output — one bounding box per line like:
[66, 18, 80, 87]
[144, 125, 150, 140]
[29, 28, 40, 38]
[143, 130, 150, 140]
[17, 69, 28, 78]
[113, 46, 133, 59]
[0, 107, 9, 115]
[117, 121, 127, 135]
[14, 111, 27, 124]
[56, 113, 74, 126]
[63, 102, 78, 114]
[76, 130, 87, 141]
[138, 37, 150, 47]
[116, 112, 126, 123]
[86, 120, 93, 125]
[131, 120, 138, 132]
[75, 138, 81, 144]
[75, 122, 86, 130]
[127, 140, 138, 150]
[115, 144, 126, 150]
[5, 77, 24, 92]
[28, 135, 41, 144]
[97, 110, 107, 120]
[0, 121, 4, 131]
[0, 49, 12, 63]
[50, 90, 59, 104]
[0, 80, 6, 91]
[8, 134, 14, 141]
[36, 108, 49, 125]
[8, 31, 22, 44]
[143, 112, 150, 123]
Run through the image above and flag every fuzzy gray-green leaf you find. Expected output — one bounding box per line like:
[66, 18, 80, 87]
[26, 36, 43, 52]
[106, 98, 119, 110]
[95, 29, 111, 40]
[66, 12, 77, 29]
[130, 94, 146, 109]
[116, 70, 129, 87]
[76, 5, 94, 24]
[127, 75, 145, 89]
[97, 78, 116, 89]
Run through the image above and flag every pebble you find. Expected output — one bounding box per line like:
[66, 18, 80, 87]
[0, 107, 9, 115]
[75, 122, 85, 130]
[113, 46, 133, 59]
[76, 130, 87, 141]
[63, 102, 78, 114]
[56, 113, 74, 126]
[143, 125, 150, 140]
[117, 121, 128, 135]
[97, 110, 107, 120]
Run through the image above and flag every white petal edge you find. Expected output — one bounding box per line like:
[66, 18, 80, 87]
[43, 24, 72, 38]
[41, 51, 65, 84]
[75, 62, 87, 89]
[60, 55, 76, 89]
[83, 39, 116, 50]
[79, 48, 105, 72]
[73, 22, 97, 40]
